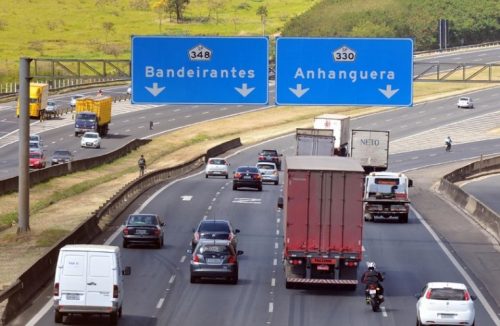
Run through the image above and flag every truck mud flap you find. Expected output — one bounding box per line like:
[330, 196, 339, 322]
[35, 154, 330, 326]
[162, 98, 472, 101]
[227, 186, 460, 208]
[286, 278, 357, 285]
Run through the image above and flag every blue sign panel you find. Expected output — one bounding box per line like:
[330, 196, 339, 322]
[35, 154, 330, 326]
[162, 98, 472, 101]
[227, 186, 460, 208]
[275, 37, 413, 106]
[132, 36, 269, 104]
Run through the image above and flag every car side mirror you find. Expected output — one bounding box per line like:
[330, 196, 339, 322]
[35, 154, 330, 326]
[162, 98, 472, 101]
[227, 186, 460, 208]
[122, 266, 131, 275]
[470, 295, 477, 301]
[234, 229, 240, 234]
[192, 228, 196, 232]
[279, 154, 283, 156]
[414, 293, 421, 299]
[160, 222, 165, 227]
[237, 250, 244, 255]
[277, 197, 283, 209]
[408, 179, 413, 187]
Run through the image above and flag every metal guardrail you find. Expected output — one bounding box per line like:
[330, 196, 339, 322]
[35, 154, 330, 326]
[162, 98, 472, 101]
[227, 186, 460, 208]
[0, 137, 242, 325]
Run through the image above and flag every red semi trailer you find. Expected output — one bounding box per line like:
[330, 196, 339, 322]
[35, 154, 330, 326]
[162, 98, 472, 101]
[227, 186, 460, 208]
[278, 156, 365, 289]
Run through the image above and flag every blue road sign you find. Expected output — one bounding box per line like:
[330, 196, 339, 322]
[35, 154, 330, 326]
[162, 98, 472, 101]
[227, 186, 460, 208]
[275, 37, 413, 106]
[131, 36, 268, 105]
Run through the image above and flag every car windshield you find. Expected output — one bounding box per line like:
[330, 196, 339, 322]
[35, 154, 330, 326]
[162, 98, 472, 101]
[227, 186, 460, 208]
[54, 151, 71, 157]
[29, 136, 39, 141]
[198, 245, 230, 255]
[47, 101, 55, 106]
[76, 113, 96, 121]
[128, 215, 157, 225]
[257, 164, 275, 170]
[84, 133, 98, 139]
[29, 152, 42, 159]
[199, 222, 230, 233]
[459, 97, 470, 101]
[428, 288, 467, 301]
[261, 150, 277, 155]
[29, 142, 40, 148]
[209, 159, 226, 165]
[237, 167, 259, 173]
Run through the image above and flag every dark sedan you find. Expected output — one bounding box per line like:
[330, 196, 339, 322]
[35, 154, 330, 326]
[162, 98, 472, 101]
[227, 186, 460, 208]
[190, 239, 243, 284]
[122, 214, 164, 248]
[232, 166, 262, 191]
[50, 150, 74, 166]
[191, 219, 240, 250]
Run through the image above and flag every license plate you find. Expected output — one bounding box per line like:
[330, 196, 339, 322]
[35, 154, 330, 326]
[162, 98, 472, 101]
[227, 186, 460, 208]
[439, 314, 455, 319]
[86, 143, 92, 146]
[66, 293, 80, 300]
[243, 175, 251, 180]
[212, 171, 221, 174]
[136, 229, 147, 235]
[317, 265, 329, 271]
[206, 258, 222, 265]
[369, 289, 377, 294]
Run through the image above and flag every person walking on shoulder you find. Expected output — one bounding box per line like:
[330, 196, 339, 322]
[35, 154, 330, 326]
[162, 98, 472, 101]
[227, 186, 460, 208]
[138, 154, 146, 176]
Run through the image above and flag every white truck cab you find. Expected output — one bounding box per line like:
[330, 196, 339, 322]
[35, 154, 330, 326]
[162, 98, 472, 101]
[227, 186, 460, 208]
[363, 172, 413, 223]
[53, 244, 131, 324]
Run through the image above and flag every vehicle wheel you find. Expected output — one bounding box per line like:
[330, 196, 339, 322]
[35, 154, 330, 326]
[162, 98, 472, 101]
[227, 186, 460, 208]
[118, 306, 122, 318]
[205, 174, 208, 178]
[399, 213, 408, 224]
[371, 299, 379, 312]
[54, 310, 63, 323]
[110, 311, 118, 325]
[364, 213, 372, 222]
[347, 284, 357, 291]
[190, 275, 198, 283]
[97, 145, 101, 149]
[274, 180, 279, 185]
[416, 317, 422, 326]
[156, 238, 162, 249]
[74, 132, 78, 136]
[258, 185, 263, 191]
[232, 184, 237, 191]
[122, 239, 128, 248]
[225, 175, 228, 179]
[285, 281, 294, 289]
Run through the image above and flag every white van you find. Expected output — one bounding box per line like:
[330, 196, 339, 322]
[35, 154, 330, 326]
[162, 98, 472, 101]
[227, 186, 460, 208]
[53, 244, 131, 324]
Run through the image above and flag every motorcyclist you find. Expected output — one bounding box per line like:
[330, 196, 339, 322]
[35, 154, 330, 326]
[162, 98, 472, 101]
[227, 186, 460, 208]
[361, 262, 384, 304]
[445, 136, 452, 152]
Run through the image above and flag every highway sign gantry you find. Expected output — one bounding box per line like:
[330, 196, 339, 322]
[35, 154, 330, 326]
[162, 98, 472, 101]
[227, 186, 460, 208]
[131, 36, 269, 105]
[275, 37, 414, 106]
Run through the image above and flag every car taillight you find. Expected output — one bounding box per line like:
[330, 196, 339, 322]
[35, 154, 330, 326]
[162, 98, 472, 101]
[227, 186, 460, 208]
[113, 285, 119, 298]
[227, 255, 237, 264]
[192, 254, 199, 263]
[194, 232, 200, 241]
[344, 261, 358, 267]
[426, 289, 432, 299]
[123, 227, 129, 235]
[54, 283, 59, 296]
[288, 259, 303, 265]
[228, 234, 234, 240]
[234, 172, 241, 178]
[154, 227, 161, 236]
[395, 193, 408, 200]
[258, 156, 264, 160]
[464, 291, 470, 301]
[253, 174, 261, 180]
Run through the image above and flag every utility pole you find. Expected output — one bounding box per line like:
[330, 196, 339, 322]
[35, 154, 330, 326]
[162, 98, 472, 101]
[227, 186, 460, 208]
[18, 57, 32, 233]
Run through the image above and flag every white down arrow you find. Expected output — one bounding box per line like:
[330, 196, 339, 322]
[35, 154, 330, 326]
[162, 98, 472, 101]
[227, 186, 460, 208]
[235, 83, 255, 97]
[145, 83, 166, 97]
[289, 84, 309, 98]
[378, 84, 399, 99]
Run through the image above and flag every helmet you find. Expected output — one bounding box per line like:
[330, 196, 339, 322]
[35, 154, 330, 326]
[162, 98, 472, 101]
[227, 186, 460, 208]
[367, 262, 376, 270]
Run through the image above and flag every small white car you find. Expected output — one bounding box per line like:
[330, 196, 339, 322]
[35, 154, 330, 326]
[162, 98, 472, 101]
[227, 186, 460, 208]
[256, 162, 279, 185]
[457, 97, 473, 109]
[416, 282, 476, 326]
[205, 157, 229, 178]
[80, 131, 101, 148]
[127, 86, 132, 96]
[70, 94, 85, 108]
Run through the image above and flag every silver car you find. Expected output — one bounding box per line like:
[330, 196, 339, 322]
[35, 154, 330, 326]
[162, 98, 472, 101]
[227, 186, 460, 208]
[256, 162, 279, 185]
[80, 131, 101, 149]
[70, 94, 85, 108]
[457, 96, 473, 109]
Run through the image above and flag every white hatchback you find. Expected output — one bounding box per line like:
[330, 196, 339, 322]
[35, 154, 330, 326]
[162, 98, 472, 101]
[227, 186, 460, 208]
[205, 158, 229, 178]
[457, 96, 473, 109]
[416, 282, 476, 326]
[80, 131, 101, 148]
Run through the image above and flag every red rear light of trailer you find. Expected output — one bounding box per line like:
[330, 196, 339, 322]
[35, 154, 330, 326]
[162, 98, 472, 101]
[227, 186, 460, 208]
[123, 227, 129, 235]
[54, 283, 59, 296]
[113, 285, 119, 298]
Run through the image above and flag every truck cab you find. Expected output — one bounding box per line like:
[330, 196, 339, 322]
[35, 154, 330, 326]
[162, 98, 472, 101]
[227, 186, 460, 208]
[363, 172, 413, 223]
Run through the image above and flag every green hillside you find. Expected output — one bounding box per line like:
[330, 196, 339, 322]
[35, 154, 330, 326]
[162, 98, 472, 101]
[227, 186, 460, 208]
[282, 0, 500, 51]
[0, 0, 319, 81]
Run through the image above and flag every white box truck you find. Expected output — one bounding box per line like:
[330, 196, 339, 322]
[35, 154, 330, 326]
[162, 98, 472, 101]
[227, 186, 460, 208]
[296, 128, 335, 156]
[350, 129, 390, 173]
[313, 114, 350, 154]
[53, 245, 131, 324]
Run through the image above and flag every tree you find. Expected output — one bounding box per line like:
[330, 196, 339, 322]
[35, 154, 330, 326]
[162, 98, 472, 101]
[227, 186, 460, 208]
[207, 0, 225, 24]
[256, 5, 268, 35]
[152, 0, 168, 32]
[167, 0, 190, 23]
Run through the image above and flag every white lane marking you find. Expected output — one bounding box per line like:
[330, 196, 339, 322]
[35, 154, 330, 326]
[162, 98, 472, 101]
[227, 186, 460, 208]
[184, 115, 192, 118]
[173, 109, 180, 112]
[168, 118, 175, 122]
[268, 302, 274, 313]
[156, 298, 165, 309]
[381, 306, 387, 317]
[207, 205, 212, 210]
[276, 229, 280, 236]
[180, 256, 186, 263]
[411, 156, 419, 160]
[125, 129, 131, 132]
[277, 218, 280, 223]
[169, 275, 176, 284]
[202, 111, 209, 115]
[275, 242, 278, 249]
[138, 126, 144, 129]
[412, 208, 500, 325]
[362, 245, 366, 252]
[430, 117, 436, 120]
[212, 197, 216, 202]
[181, 195, 192, 201]
[271, 278, 276, 287]
[232, 198, 262, 204]
[273, 258, 277, 266]
[123, 119, 129, 123]
[220, 107, 227, 111]
[429, 153, 437, 157]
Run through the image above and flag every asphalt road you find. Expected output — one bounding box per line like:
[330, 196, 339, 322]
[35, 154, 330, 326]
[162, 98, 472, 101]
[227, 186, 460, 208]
[461, 174, 500, 215]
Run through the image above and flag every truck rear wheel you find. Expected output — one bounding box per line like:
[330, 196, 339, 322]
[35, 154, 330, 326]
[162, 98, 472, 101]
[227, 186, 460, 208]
[54, 310, 63, 323]
[399, 213, 408, 224]
[110, 311, 118, 325]
[364, 213, 373, 222]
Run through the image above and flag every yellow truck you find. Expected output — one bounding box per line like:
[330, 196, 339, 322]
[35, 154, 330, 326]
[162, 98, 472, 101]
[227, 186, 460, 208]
[74, 96, 112, 136]
[16, 83, 49, 118]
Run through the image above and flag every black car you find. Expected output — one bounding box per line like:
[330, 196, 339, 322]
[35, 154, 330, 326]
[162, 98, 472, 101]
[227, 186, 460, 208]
[191, 219, 239, 250]
[258, 149, 282, 170]
[232, 166, 262, 191]
[190, 239, 243, 284]
[122, 214, 164, 248]
[50, 150, 74, 166]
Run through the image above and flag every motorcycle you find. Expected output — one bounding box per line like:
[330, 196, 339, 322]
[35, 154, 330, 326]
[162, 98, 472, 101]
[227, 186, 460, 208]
[365, 283, 384, 312]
